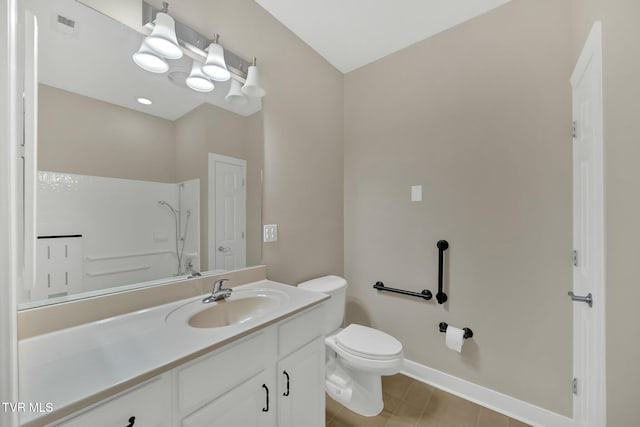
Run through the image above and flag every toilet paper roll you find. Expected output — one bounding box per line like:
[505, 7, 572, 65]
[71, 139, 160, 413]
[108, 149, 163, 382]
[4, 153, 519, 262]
[445, 326, 465, 353]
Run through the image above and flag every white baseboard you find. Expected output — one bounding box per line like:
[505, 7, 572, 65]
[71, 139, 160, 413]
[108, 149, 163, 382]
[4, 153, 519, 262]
[402, 360, 574, 427]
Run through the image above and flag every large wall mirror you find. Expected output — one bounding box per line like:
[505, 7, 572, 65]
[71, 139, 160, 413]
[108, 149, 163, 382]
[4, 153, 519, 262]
[18, 0, 264, 309]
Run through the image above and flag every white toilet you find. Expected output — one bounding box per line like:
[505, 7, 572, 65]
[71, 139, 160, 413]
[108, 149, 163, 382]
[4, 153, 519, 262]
[297, 275, 404, 416]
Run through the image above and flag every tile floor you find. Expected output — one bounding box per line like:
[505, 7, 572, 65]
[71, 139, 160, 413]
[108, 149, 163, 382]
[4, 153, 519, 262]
[325, 374, 531, 427]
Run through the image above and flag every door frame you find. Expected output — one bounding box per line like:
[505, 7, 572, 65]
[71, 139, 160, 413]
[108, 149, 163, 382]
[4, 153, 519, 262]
[0, 0, 20, 425]
[208, 153, 247, 270]
[570, 21, 606, 427]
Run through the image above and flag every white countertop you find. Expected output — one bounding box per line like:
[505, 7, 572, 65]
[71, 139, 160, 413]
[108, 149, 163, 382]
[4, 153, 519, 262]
[18, 280, 327, 425]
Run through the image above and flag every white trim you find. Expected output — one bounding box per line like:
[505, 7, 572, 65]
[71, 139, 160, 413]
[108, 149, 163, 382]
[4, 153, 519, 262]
[208, 153, 247, 270]
[402, 360, 574, 427]
[570, 21, 606, 427]
[22, 9, 37, 291]
[570, 22, 602, 87]
[0, 0, 20, 425]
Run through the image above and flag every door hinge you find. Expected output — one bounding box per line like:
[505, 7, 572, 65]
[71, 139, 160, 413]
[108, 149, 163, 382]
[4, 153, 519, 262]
[572, 377, 578, 395]
[572, 121, 577, 139]
[572, 250, 579, 267]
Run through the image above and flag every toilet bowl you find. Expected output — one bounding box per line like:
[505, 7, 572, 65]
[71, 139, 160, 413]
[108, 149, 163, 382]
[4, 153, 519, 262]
[297, 276, 404, 416]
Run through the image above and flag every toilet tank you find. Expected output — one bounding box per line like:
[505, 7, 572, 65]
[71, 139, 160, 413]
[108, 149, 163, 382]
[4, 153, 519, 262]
[297, 275, 347, 334]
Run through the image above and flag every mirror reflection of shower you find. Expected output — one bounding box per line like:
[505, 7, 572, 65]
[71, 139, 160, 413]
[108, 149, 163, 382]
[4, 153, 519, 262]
[158, 185, 191, 276]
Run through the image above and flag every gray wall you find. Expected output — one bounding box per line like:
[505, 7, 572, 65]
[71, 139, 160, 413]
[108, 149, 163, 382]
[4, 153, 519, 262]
[39, 84, 176, 182]
[65, 0, 640, 422]
[344, 0, 573, 415]
[174, 104, 264, 271]
[166, 0, 345, 285]
[39, 84, 264, 274]
[80, 0, 346, 285]
[572, 0, 640, 425]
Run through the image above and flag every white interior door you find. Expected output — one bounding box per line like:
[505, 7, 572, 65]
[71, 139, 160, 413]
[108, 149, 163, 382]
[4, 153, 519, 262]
[570, 21, 605, 427]
[208, 154, 246, 271]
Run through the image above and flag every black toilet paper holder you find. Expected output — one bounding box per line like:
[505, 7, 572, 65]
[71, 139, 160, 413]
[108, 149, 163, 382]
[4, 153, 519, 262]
[439, 322, 473, 339]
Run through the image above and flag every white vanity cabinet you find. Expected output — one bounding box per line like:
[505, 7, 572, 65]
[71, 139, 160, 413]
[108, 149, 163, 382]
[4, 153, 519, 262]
[44, 304, 326, 427]
[55, 375, 172, 427]
[176, 330, 276, 427]
[177, 305, 326, 427]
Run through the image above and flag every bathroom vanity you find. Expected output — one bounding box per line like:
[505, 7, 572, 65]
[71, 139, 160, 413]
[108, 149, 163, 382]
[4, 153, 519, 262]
[18, 280, 328, 427]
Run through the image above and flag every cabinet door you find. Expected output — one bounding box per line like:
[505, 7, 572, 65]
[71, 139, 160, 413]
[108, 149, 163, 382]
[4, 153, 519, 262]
[277, 337, 325, 427]
[57, 375, 171, 427]
[176, 332, 267, 416]
[181, 370, 275, 427]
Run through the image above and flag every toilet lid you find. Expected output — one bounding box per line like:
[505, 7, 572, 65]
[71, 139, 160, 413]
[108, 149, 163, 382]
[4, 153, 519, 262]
[335, 324, 403, 360]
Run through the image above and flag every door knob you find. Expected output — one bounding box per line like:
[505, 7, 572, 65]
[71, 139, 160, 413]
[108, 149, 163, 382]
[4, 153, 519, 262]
[218, 246, 231, 252]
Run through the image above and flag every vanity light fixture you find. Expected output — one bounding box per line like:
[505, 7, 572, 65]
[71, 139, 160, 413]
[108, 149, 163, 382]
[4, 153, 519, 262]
[225, 78, 248, 105]
[137, 97, 153, 105]
[241, 57, 266, 98]
[132, 40, 169, 73]
[144, 2, 183, 60]
[202, 34, 231, 82]
[186, 60, 214, 92]
[136, 1, 265, 101]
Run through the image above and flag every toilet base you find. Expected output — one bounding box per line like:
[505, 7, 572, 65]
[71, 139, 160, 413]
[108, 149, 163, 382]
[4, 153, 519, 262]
[325, 359, 385, 416]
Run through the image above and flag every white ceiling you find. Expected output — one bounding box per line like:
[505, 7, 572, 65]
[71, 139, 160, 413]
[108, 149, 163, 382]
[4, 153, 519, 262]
[21, 0, 261, 121]
[255, 0, 513, 73]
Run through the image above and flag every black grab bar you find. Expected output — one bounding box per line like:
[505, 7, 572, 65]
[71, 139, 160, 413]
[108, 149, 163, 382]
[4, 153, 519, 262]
[436, 240, 449, 304]
[373, 281, 432, 300]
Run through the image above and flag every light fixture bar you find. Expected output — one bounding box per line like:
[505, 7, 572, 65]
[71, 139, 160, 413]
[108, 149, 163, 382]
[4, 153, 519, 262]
[141, 1, 251, 80]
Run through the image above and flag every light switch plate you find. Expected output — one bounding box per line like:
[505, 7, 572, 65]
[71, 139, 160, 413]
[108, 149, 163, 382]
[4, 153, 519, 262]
[264, 224, 278, 242]
[411, 185, 423, 202]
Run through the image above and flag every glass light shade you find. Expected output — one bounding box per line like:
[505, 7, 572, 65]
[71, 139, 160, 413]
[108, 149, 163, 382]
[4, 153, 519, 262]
[186, 61, 214, 93]
[145, 12, 183, 60]
[202, 42, 231, 81]
[132, 41, 169, 73]
[241, 65, 266, 98]
[225, 78, 248, 105]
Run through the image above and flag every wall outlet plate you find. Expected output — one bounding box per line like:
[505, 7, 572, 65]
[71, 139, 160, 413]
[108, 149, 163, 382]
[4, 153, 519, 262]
[263, 224, 278, 242]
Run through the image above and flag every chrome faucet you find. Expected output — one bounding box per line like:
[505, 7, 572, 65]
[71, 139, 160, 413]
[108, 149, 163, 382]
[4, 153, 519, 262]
[202, 278, 232, 304]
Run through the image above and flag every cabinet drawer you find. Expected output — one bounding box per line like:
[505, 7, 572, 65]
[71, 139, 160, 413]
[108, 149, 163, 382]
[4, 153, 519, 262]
[177, 332, 266, 415]
[57, 375, 171, 427]
[278, 305, 324, 357]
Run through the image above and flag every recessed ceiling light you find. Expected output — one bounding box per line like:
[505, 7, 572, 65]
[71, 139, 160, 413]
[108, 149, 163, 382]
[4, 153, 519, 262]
[137, 97, 152, 105]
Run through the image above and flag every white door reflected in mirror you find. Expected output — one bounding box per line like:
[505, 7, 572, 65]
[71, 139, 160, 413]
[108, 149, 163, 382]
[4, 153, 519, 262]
[209, 154, 247, 271]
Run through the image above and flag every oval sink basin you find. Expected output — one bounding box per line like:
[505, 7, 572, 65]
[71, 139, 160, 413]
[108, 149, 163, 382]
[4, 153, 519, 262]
[188, 295, 280, 328]
[165, 288, 289, 329]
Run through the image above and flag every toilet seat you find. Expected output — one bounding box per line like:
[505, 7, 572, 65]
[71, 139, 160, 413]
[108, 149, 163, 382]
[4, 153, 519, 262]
[325, 333, 403, 376]
[335, 324, 403, 360]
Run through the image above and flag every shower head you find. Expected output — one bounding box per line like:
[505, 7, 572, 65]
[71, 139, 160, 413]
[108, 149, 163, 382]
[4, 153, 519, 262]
[158, 200, 178, 215]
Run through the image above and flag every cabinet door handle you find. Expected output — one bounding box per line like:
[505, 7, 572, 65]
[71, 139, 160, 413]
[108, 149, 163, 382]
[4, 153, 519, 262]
[262, 384, 269, 412]
[126, 416, 135, 427]
[283, 371, 290, 397]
